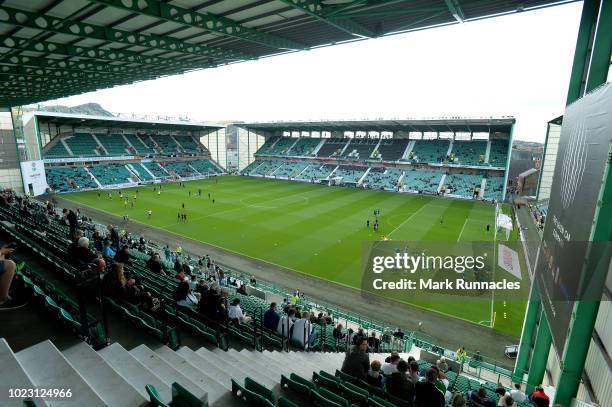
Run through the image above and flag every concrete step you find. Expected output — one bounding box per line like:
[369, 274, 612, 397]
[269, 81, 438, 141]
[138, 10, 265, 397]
[263, 350, 313, 378]
[238, 349, 293, 377]
[98, 343, 172, 402]
[227, 348, 281, 382]
[0, 338, 47, 407]
[16, 340, 106, 406]
[153, 345, 235, 406]
[63, 342, 148, 407]
[129, 344, 208, 404]
[177, 346, 233, 389]
[211, 348, 277, 388]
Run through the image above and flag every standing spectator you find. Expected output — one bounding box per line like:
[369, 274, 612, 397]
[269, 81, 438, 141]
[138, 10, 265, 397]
[408, 361, 420, 383]
[66, 209, 78, 238]
[368, 331, 381, 352]
[332, 323, 346, 341]
[107, 224, 120, 251]
[277, 308, 295, 338]
[436, 357, 448, 372]
[385, 360, 414, 401]
[341, 337, 370, 380]
[414, 368, 445, 407]
[291, 311, 314, 348]
[263, 302, 280, 331]
[0, 244, 17, 309]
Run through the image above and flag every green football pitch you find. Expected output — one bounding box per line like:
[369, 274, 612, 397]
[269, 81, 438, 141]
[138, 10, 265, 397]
[64, 175, 527, 336]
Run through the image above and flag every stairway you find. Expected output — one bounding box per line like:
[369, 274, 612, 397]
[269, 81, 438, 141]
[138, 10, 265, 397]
[1, 337, 418, 407]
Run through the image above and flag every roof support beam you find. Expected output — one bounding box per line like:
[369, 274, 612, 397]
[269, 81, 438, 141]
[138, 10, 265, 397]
[278, 0, 374, 38]
[0, 5, 255, 62]
[444, 0, 465, 23]
[87, 0, 308, 51]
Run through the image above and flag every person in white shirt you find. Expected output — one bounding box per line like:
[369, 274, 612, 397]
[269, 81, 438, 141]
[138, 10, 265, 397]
[228, 298, 251, 323]
[509, 383, 526, 403]
[382, 353, 401, 375]
[175, 281, 198, 310]
[291, 311, 314, 348]
[277, 308, 295, 338]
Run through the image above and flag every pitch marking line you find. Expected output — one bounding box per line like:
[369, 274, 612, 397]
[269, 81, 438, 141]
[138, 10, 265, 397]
[387, 200, 435, 237]
[457, 218, 469, 242]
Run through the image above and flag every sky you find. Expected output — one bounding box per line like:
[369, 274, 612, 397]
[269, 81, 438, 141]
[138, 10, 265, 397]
[48, 2, 583, 143]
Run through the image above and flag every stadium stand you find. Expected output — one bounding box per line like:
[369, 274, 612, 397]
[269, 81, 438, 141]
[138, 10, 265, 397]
[443, 173, 483, 199]
[45, 166, 98, 191]
[408, 140, 450, 163]
[272, 162, 310, 179]
[130, 163, 154, 181]
[161, 161, 197, 178]
[402, 169, 443, 193]
[151, 135, 180, 155]
[64, 133, 102, 157]
[333, 165, 368, 184]
[288, 137, 321, 157]
[175, 135, 202, 154]
[254, 136, 280, 156]
[268, 137, 299, 156]
[249, 160, 283, 176]
[124, 133, 156, 155]
[364, 167, 404, 190]
[96, 133, 131, 156]
[451, 140, 487, 166]
[483, 176, 506, 201]
[295, 164, 336, 180]
[372, 139, 410, 162]
[316, 138, 348, 158]
[143, 161, 169, 178]
[488, 139, 509, 167]
[88, 164, 136, 186]
[44, 139, 72, 158]
[189, 159, 223, 176]
[341, 139, 378, 161]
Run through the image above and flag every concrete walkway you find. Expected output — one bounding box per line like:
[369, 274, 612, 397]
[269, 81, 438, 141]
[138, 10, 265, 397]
[56, 197, 519, 367]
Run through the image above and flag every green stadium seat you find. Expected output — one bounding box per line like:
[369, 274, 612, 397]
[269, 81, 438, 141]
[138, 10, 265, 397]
[318, 387, 351, 407]
[368, 395, 398, 407]
[171, 382, 207, 407]
[278, 396, 300, 407]
[146, 384, 171, 407]
[244, 377, 275, 404]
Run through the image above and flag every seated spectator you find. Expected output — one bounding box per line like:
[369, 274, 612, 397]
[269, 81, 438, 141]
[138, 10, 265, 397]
[67, 230, 84, 259]
[277, 308, 295, 338]
[237, 284, 248, 296]
[102, 240, 115, 259]
[469, 388, 496, 407]
[436, 357, 448, 372]
[0, 244, 17, 309]
[366, 360, 383, 388]
[498, 395, 516, 407]
[263, 302, 280, 331]
[452, 394, 466, 407]
[175, 269, 186, 282]
[174, 258, 182, 273]
[92, 230, 104, 251]
[408, 360, 420, 383]
[188, 274, 198, 291]
[146, 253, 166, 275]
[195, 279, 208, 298]
[182, 263, 191, 276]
[509, 384, 526, 403]
[529, 386, 550, 407]
[175, 281, 198, 310]
[74, 237, 99, 265]
[291, 311, 315, 348]
[341, 337, 370, 380]
[249, 275, 257, 285]
[114, 245, 130, 264]
[386, 360, 414, 401]
[228, 298, 251, 324]
[332, 323, 346, 341]
[382, 353, 401, 376]
[414, 368, 445, 407]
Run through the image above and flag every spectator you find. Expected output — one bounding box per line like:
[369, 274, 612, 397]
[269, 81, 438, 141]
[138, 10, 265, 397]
[92, 230, 104, 251]
[341, 337, 370, 380]
[175, 269, 186, 282]
[249, 275, 257, 286]
[386, 360, 414, 401]
[67, 230, 84, 259]
[468, 388, 496, 407]
[174, 258, 182, 273]
[146, 253, 166, 275]
[529, 386, 550, 407]
[66, 209, 78, 237]
[436, 357, 448, 372]
[509, 384, 526, 403]
[75, 237, 99, 265]
[277, 308, 295, 338]
[107, 224, 120, 251]
[414, 368, 445, 407]
[332, 323, 346, 341]
[353, 328, 366, 345]
[366, 360, 384, 389]
[188, 274, 198, 291]
[114, 245, 130, 264]
[0, 244, 17, 309]
[368, 331, 381, 352]
[382, 353, 401, 376]
[237, 284, 248, 296]
[499, 395, 516, 407]
[263, 302, 280, 331]
[456, 346, 467, 363]
[102, 240, 115, 259]
[175, 281, 198, 310]
[228, 298, 251, 324]
[291, 311, 315, 348]
[452, 394, 466, 407]
[408, 361, 420, 383]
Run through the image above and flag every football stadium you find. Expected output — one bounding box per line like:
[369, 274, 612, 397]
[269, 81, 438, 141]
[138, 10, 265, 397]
[0, 1, 610, 407]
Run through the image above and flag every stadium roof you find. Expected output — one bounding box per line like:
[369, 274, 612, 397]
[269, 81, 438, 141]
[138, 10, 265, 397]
[0, 0, 577, 107]
[240, 117, 516, 132]
[33, 110, 223, 131]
